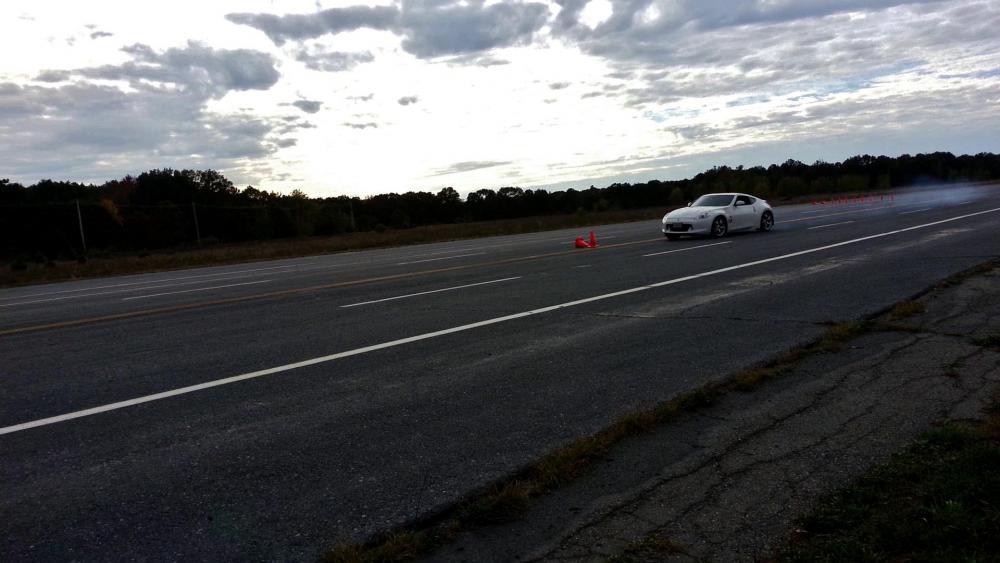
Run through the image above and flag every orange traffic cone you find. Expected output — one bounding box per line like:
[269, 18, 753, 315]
[575, 236, 590, 248]
[589, 231, 598, 247]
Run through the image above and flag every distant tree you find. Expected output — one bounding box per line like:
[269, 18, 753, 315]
[4, 152, 1000, 261]
[667, 186, 685, 205]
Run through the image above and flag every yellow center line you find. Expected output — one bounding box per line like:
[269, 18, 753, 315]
[0, 237, 662, 337]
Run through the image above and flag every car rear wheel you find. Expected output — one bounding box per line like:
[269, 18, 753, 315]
[711, 216, 728, 238]
[758, 211, 774, 232]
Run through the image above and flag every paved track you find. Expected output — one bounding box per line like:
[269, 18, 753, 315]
[2, 186, 999, 560]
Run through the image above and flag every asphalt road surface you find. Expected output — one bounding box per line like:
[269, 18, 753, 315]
[3, 185, 999, 561]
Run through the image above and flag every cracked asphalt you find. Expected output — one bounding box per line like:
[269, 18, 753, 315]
[2, 188, 1000, 560]
[431, 264, 1000, 562]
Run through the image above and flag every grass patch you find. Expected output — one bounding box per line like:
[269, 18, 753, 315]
[887, 300, 925, 321]
[320, 320, 875, 562]
[608, 535, 692, 563]
[775, 401, 1000, 563]
[973, 333, 1000, 350]
[320, 262, 997, 562]
[933, 260, 997, 290]
[0, 208, 662, 288]
[325, 531, 426, 563]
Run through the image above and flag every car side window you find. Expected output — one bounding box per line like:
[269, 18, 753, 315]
[736, 195, 751, 206]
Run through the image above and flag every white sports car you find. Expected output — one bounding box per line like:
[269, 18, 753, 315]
[661, 192, 774, 239]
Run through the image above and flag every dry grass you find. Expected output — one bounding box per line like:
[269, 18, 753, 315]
[321, 320, 875, 562]
[0, 208, 664, 287]
[887, 300, 926, 321]
[973, 333, 1000, 350]
[609, 535, 692, 562]
[317, 260, 999, 562]
[776, 397, 1000, 562]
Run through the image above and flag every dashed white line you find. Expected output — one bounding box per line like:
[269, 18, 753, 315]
[0, 262, 314, 302]
[121, 280, 272, 301]
[782, 207, 881, 223]
[0, 275, 274, 307]
[3, 206, 997, 436]
[643, 241, 732, 257]
[396, 252, 485, 266]
[340, 277, 521, 308]
[782, 202, 931, 223]
[807, 221, 856, 230]
[899, 207, 932, 215]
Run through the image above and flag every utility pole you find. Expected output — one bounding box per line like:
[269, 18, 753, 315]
[191, 201, 202, 245]
[348, 198, 357, 232]
[75, 199, 87, 254]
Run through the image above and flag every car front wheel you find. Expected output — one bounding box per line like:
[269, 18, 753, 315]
[711, 216, 728, 238]
[758, 211, 774, 232]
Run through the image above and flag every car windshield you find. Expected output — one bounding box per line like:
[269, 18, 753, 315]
[692, 195, 734, 207]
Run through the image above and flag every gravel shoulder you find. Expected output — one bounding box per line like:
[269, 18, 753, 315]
[429, 263, 1000, 562]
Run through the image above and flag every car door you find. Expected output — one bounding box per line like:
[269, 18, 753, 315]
[732, 195, 756, 229]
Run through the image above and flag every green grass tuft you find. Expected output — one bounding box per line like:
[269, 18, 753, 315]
[609, 535, 691, 562]
[777, 414, 1000, 563]
[887, 300, 926, 321]
[973, 333, 1000, 350]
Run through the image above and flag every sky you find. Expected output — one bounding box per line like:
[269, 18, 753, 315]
[1, 0, 998, 197]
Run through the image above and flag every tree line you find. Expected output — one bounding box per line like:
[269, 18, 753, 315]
[2, 151, 999, 262]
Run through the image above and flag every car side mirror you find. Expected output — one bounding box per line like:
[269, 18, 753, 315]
[686, 202, 692, 207]
[734, 201, 744, 207]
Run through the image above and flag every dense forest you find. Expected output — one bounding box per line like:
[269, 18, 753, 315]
[2, 151, 999, 262]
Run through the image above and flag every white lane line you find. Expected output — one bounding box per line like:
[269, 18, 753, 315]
[3, 206, 998, 436]
[957, 200, 973, 205]
[0, 262, 313, 302]
[782, 206, 885, 223]
[396, 252, 484, 266]
[899, 207, 932, 215]
[0, 274, 270, 308]
[121, 280, 272, 301]
[807, 221, 856, 230]
[643, 241, 732, 257]
[340, 277, 521, 308]
[397, 245, 485, 259]
[781, 202, 931, 223]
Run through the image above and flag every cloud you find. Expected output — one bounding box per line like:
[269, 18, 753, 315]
[0, 81, 287, 180]
[227, 1, 550, 59]
[225, 5, 399, 46]
[292, 99, 322, 113]
[1, 43, 289, 183]
[349, 93, 375, 101]
[549, 81, 570, 90]
[35, 70, 71, 83]
[441, 53, 511, 67]
[343, 122, 378, 129]
[429, 160, 512, 176]
[398, 0, 549, 58]
[72, 41, 280, 99]
[397, 95, 419, 105]
[550, 0, 1000, 109]
[294, 47, 374, 72]
[90, 31, 113, 40]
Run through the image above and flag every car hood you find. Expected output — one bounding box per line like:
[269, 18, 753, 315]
[664, 205, 727, 220]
